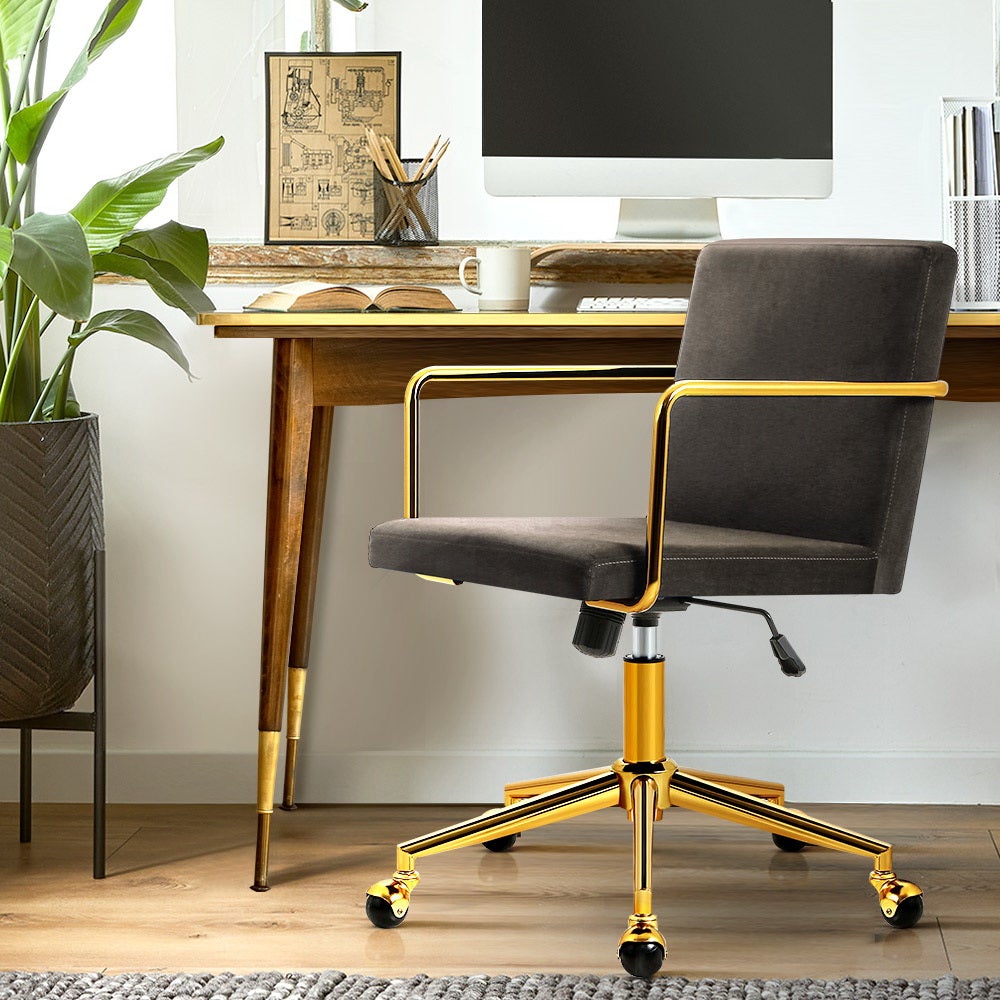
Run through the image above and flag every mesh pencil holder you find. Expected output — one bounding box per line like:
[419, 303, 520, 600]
[945, 197, 1000, 307]
[374, 159, 439, 246]
[942, 97, 1000, 309]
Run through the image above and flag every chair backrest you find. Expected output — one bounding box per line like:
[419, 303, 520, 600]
[668, 238, 957, 593]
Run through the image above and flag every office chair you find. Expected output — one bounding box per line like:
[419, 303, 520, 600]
[363, 238, 957, 977]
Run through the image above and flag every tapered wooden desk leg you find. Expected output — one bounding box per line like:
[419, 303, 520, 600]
[254, 339, 315, 892]
[19, 729, 31, 843]
[281, 406, 335, 812]
[93, 548, 107, 879]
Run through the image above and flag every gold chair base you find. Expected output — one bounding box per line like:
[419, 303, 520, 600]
[366, 758, 921, 964]
[365, 654, 923, 975]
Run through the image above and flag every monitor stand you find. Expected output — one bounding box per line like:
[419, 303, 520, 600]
[616, 198, 722, 242]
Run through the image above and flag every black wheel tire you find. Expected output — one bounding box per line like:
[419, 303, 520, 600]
[483, 833, 518, 853]
[772, 832, 807, 852]
[618, 940, 665, 979]
[365, 894, 406, 928]
[883, 893, 923, 929]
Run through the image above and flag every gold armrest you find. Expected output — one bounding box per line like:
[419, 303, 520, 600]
[403, 364, 678, 519]
[586, 378, 950, 615]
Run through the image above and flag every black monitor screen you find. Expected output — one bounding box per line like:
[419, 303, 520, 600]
[483, 0, 832, 160]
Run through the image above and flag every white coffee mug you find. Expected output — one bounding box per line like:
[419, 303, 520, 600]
[458, 245, 532, 311]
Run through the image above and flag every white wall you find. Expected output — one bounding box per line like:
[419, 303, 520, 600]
[34, 0, 176, 218]
[2, 0, 999, 806]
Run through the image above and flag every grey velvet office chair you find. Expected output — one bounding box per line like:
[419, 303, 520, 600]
[363, 238, 957, 977]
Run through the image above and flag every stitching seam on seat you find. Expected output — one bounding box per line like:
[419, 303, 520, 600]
[876, 407, 909, 554]
[873, 254, 933, 557]
[908, 253, 933, 379]
[383, 536, 638, 571]
[874, 256, 932, 561]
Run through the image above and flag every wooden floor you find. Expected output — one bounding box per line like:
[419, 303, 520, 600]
[1, 801, 998, 979]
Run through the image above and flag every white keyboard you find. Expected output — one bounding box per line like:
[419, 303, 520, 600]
[576, 296, 689, 313]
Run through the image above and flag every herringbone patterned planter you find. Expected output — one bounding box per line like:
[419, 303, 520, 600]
[0, 414, 104, 721]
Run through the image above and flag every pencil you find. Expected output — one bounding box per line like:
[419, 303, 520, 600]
[422, 138, 450, 177]
[413, 135, 442, 181]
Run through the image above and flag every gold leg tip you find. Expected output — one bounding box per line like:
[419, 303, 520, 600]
[619, 915, 665, 950]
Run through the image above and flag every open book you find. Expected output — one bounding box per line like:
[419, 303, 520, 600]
[244, 280, 459, 313]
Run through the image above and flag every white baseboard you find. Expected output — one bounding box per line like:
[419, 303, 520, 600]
[1, 748, 998, 805]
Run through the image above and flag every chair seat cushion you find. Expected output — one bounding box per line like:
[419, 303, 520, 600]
[368, 516, 881, 601]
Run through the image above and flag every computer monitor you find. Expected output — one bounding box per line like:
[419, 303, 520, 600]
[482, 0, 833, 240]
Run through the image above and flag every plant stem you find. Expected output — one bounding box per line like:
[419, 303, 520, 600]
[0, 0, 55, 183]
[2, 298, 54, 386]
[0, 294, 40, 420]
[50, 333, 78, 420]
[4, 166, 32, 227]
[31, 33, 48, 104]
[37, 309, 57, 339]
[2, 271, 15, 371]
[0, 36, 12, 221]
[13, 308, 58, 396]
[25, 33, 49, 217]
[0, 34, 10, 114]
[11, 273, 38, 411]
[28, 343, 73, 421]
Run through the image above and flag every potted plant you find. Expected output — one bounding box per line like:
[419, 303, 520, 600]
[0, 0, 223, 720]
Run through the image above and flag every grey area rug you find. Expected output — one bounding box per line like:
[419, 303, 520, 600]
[2, 974, 1000, 1000]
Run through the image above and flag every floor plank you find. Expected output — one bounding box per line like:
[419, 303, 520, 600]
[1, 802, 998, 978]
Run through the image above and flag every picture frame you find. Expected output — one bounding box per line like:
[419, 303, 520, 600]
[265, 51, 401, 244]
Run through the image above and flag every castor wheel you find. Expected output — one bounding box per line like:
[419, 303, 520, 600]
[365, 873, 417, 928]
[882, 893, 923, 929]
[619, 940, 665, 978]
[365, 893, 407, 928]
[772, 832, 807, 852]
[483, 833, 518, 852]
[871, 873, 923, 929]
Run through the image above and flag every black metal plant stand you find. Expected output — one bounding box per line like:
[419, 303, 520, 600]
[0, 549, 107, 878]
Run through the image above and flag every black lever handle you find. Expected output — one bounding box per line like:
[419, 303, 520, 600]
[769, 633, 806, 677]
[679, 597, 807, 677]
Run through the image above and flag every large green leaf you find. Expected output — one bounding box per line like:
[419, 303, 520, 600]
[10, 212, 92, 320]
[120, 221, 209, 287]
[72, 308, 191, 377]
[0, 225, 12, 285]
[81, 0, 141, 67]
[93, 248, 213, 319]
[0, 0, 55, 63]
[6, 0, 142, 164]
[70, 136, 225, 253]
[5, 90, 63, 165]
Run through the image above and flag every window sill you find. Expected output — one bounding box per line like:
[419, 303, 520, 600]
[198, 241, 702, 286]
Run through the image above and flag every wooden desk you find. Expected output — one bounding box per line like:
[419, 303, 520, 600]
[198, 308, 1000, 890]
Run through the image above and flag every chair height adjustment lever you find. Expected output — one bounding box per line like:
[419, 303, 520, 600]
[768, 633, 806, 677]
[681, 597, 807, 677]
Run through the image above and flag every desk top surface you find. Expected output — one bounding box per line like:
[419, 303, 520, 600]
[198, 311, 1000, 340]
[200, 310, 1000, 336]
[200, 310, 687, 328]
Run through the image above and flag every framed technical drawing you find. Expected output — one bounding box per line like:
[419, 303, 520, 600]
[265, 51, 401, 244]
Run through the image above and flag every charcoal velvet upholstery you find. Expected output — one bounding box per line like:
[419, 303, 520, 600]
[368, 239, 957, 602]
[368, 516, 880, 601]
